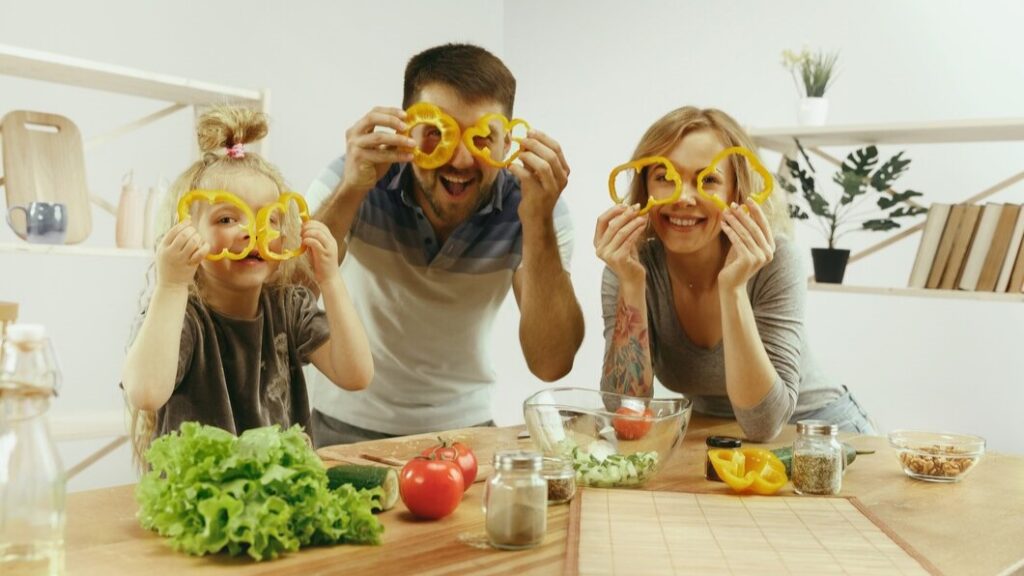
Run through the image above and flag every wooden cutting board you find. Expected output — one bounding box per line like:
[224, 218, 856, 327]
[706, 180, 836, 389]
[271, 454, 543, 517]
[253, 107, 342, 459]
[1, 110, 91, 243]
[566, 489, 941, 576]
[317, 425, 524, 484]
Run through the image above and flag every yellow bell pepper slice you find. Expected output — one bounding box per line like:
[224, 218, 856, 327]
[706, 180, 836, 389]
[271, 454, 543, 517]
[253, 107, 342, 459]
[462, 113, 531, 168]
[255, 192, 310, 262]
[403, 102, 461, 169]
[708, 448, 788, 495]
[608, 156, 683, 216]
[697, 147, 774, 211]
[176, 189, 256, 261]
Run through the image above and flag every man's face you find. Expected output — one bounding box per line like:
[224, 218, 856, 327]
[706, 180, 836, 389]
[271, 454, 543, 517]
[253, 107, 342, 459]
[409, 83, 506, 232]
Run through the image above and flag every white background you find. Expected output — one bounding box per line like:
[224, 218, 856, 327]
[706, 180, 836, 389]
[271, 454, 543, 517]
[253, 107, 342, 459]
[1, 0, 1022, 491]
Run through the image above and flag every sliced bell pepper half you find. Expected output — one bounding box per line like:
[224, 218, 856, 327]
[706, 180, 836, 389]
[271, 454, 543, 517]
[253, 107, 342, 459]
[697, 146, 774, 210]
[176, 189, 256, 261]
[255, 192, 310, 261]
[608, 156, 682, 215]
[462, 113, 530, 168]
[708, 447, 788, 495]
[403, 102, 461, 169]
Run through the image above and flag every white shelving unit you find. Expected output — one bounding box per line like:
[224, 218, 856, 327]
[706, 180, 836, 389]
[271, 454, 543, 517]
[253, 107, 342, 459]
[0, 43, 268, 257]
[749, 118, 1024, 302]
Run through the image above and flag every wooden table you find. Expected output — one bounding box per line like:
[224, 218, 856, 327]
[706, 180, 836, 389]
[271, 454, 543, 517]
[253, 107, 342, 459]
[65, 416, 1024, 575]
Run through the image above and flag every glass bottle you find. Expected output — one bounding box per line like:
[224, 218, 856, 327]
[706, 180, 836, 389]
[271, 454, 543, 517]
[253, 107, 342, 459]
[483, 450, 547, 550]
[792, 419, 842, 496]
[705, 436, 742, 481]
[0, 324, 66, 575]
[540, 456, 576, 505]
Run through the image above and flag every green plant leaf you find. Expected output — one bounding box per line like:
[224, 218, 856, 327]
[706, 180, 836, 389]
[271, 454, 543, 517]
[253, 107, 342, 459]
[869, 151, 911, 191]
[862, 219, 901, 231]
[833, 171, 867, 205]
[841, 146, 878, 177]
[789, 204, 810, 220]
[877, 189, 924, 209]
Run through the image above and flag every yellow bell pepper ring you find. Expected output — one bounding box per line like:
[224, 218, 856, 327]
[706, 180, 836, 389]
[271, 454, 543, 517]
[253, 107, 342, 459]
[708, 447, 788, 496]
[697, 146, 774, 211]
[402, 102, 461, 169]
[462, 113, 531, 168]
[255, 192, 311, 261]
[608, 156, 683, 216]
[176, 189, 256, 261]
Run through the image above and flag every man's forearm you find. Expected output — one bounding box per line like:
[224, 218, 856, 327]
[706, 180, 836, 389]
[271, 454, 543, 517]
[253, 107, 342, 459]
[518, 219, 584, 381]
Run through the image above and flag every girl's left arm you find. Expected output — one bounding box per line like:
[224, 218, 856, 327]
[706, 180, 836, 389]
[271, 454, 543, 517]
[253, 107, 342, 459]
[303, 220, 373, 390]
[718, 199, 798, 441]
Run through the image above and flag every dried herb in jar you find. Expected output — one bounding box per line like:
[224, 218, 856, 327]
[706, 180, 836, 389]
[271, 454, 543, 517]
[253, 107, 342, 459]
[792, 451, 841, 495]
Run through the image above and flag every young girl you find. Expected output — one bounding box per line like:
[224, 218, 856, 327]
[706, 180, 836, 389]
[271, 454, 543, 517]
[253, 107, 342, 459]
[595, 106, 874, 442]
[122, 106, 373, 465]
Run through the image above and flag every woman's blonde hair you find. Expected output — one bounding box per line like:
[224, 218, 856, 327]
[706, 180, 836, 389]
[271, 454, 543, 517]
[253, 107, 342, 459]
[127, 106, 311, 470]
[628, 106, 792, 237]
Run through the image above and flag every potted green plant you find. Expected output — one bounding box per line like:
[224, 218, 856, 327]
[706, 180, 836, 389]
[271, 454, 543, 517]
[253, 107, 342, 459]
[780, 140, 927, 283]
[782, 48, 839, 125]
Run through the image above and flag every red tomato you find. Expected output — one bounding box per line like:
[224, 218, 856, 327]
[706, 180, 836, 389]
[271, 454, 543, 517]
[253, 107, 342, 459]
[421, 440, 478, 490]
[399, 456, 465, 520]
[613, 407, 654, 440]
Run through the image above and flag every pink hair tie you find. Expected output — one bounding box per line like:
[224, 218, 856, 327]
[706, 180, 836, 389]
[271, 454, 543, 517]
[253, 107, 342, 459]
[226, 143, 246, 159]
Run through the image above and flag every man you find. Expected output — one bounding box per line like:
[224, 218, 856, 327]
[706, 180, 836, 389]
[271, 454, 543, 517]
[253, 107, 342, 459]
[307, 43, 584, 446]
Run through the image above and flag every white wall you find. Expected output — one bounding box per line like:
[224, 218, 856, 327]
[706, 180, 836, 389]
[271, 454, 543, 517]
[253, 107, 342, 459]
[2, 0, 1021, 492]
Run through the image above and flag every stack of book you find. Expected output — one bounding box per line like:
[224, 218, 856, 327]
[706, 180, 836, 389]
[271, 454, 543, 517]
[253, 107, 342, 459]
[908, 203, 1024, 292]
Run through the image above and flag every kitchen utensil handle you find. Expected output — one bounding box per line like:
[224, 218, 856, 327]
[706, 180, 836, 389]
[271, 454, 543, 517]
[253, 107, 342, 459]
[6, 205, 27, 239]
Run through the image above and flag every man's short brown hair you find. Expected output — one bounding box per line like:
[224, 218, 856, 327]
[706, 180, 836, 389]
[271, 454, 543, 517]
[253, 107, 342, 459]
[403, 43, 516, 115]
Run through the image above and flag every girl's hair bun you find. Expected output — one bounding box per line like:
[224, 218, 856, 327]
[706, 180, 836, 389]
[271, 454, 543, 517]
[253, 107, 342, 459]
[196, 106, 269, 153]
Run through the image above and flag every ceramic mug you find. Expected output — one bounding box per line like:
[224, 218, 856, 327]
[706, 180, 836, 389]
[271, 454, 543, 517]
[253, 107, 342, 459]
[6, 201, 68, 244]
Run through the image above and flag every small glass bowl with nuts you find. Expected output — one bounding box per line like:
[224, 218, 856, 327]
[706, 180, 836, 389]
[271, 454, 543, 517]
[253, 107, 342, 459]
[888, 430, 985, 483]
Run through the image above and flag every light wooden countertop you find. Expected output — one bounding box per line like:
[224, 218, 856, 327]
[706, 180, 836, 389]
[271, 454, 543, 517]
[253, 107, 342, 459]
[65, 416, 1024, 575]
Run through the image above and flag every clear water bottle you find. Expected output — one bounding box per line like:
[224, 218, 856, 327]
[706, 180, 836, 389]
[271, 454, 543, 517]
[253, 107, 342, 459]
[0, 324, 65, 575]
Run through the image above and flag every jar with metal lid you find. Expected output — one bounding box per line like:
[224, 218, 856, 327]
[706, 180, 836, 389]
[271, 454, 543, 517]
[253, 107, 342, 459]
[792, 420, 842, 495]
[540, 457, 576, 505]
[483, 450, 547, 550]
[705, 436, 742, 481]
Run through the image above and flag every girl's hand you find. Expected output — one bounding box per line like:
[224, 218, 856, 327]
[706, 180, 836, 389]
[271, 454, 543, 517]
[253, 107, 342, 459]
[302, 220, 340, 285]
[156, 219, 208, 288]
[718, 198, 776, 291]
[594, 204, 648, 286]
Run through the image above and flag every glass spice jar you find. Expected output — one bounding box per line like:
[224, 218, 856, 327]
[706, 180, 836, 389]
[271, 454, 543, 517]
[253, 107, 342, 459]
[541, 457, 576, 505]
[792, 420, 842, 495]
[483, 450, 547, 550]
[705, 436, 742, 481]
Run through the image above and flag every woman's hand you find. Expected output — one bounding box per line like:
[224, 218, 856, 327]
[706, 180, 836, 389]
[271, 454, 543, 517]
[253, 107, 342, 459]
[155, 219, 208, 288]
[719, 198, 776, 291]
[594, 204, 648, 285]
[303, 219, 341, 286]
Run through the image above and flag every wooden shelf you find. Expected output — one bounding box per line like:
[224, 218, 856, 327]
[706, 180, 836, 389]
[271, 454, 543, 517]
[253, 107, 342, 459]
[0, 43, 263, 105]
[750, 118, 1024, 152]
[808, 281, 1024, 302]
[0, 242, 150, 258]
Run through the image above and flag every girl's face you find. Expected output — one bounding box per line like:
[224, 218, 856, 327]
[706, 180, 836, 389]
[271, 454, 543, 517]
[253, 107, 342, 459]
[649, 129, 737, 256]
[194, 169, 283, 293]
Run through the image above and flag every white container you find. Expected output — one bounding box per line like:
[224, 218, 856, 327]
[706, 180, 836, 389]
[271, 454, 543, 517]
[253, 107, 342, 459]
[115, 171, 144, 249]
[142, 182, 165, 250]
[797, 97, 829, 126]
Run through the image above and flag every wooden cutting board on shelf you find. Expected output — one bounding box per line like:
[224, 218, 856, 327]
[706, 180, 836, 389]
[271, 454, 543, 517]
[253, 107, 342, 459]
[565, 489, 941, 576]
[317, 425, 524, 484]
[1, 110, 91, 243]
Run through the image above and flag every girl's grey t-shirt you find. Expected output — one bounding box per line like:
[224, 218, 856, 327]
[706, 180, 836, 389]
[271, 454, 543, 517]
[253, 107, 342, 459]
[601, 237, 841, 440]
[131, 284, 330, 440]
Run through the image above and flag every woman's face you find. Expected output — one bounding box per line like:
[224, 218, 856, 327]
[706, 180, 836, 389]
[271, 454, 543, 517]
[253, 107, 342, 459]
[648, 129, 736, 256]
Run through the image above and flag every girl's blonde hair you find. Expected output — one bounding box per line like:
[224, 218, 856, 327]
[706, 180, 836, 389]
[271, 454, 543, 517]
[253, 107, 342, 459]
[628, 106, 792, 237]
[127, 106, 311, 470]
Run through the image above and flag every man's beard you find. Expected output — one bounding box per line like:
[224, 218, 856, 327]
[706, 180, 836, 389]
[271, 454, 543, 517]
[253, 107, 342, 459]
[416, 173, 495, 226]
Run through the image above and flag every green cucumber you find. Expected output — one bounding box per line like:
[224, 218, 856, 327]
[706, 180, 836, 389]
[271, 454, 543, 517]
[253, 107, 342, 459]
[771, 443, 870, 477]
[326, 465, 399, 511]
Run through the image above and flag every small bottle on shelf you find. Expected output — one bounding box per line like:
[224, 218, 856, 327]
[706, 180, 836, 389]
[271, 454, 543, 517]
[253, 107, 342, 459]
[115, 171, 144, 249]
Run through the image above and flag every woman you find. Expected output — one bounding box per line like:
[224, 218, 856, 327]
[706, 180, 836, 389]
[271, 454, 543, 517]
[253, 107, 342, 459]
[596, 106, 873, 441]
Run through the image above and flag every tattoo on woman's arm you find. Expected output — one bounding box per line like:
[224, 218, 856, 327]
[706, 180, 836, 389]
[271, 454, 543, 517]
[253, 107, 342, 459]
[601, 298, 652, 397]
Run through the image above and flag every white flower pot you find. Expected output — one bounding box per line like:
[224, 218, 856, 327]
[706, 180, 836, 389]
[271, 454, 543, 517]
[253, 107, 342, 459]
[797, 97, 829, 126]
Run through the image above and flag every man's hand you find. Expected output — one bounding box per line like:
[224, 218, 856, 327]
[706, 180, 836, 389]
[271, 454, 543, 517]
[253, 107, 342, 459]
[341, 106, 416, 193]
[508, 129, 570, 223]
